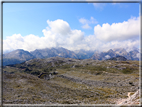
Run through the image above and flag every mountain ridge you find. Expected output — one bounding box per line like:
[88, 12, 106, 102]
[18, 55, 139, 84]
[3, 49, 35, 66]
[2, 47, 140, 66]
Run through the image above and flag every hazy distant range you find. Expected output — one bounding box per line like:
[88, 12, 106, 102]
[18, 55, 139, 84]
[2, 47, 140, 66]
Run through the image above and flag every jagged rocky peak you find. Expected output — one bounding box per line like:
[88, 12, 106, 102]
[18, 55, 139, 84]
[129, 49, 139, 54]
[3, 47, 140, 66]
[107, 49, 114, 53]
[113, 48, 128, 55]
[30, 47, 78, 59]
[91, 48, 139, 61]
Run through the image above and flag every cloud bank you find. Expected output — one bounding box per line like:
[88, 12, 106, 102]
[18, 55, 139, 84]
[94, 16, 140, 42]
[4, 19, 84, 52]
[3, 17, 140, 53]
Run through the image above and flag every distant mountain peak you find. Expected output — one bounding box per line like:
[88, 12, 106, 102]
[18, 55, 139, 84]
[91, 48, 139, 61]
[16, 49, 24, 51]
[3, 49, 35, 66]
[107, 49, 114, 53]
[3, 47, 139, 66]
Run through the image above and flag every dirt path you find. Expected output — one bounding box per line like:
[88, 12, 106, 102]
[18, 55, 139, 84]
[116, 90, 140, 105]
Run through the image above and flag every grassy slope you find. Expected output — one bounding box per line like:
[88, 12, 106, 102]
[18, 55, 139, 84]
[3, 58, 140, 104]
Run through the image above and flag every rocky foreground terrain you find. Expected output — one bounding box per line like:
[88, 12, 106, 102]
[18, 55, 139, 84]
[116, 89, 140, 105]
[3, 57, 140, 105]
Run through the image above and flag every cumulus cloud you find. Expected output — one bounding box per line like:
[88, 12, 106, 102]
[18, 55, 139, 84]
[3, 18, 140, 53]
[94, 16, 140, 42]
[46, 19, 71, 36]
[80, 35, 140, 52]
[4, 19, 84, 52]
[79, 17, 98, 29]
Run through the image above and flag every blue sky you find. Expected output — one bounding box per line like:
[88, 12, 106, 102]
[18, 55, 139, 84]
[3, 2, 140, 53]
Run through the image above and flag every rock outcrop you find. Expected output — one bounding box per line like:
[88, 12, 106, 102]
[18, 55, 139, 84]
[107, 55, 127, 61]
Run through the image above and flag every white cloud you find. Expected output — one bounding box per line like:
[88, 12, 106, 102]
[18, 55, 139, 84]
[82, 24, 91, 29]
[46, 19, 71, 36]
[4, 19, 84, 52]
[3, 34, 24, 51]
[83, 35, 140, 52]
[79, 17, 98, 29]
[79, 17, 97, 24]
[90, 17, 98, 24]
[3, 18, 140, 53]
[94, 16, 140, 42]
[79, 18, 88, 24]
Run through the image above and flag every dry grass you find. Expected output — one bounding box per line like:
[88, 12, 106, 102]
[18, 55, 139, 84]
[3, 59, 139, 104]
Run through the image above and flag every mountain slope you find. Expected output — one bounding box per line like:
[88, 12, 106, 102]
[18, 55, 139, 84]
[30, 47, 78, 59]
[74, 49, 95, 59]
[3, 49, 35, 66]
[2, 47, 140, 66]
[129, 49, 139, 61]
[90, 49, 117, 60]
[91, 48, 139, 61]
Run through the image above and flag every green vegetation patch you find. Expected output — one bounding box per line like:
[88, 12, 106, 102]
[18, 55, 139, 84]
[84, 65, 106, 71]
[121, 67, 133, 74]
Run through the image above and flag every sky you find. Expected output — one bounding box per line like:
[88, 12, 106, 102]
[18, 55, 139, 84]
[3, 2, 140, 53]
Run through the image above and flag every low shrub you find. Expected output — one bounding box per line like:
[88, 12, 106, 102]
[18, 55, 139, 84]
[121, 67, 133, 74]
[85, 66, 106, 71]
[31, 71, 41, 75]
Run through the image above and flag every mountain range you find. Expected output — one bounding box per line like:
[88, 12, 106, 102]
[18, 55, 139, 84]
[2, 47, 140, 66]
[91, 48, 140, 61]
